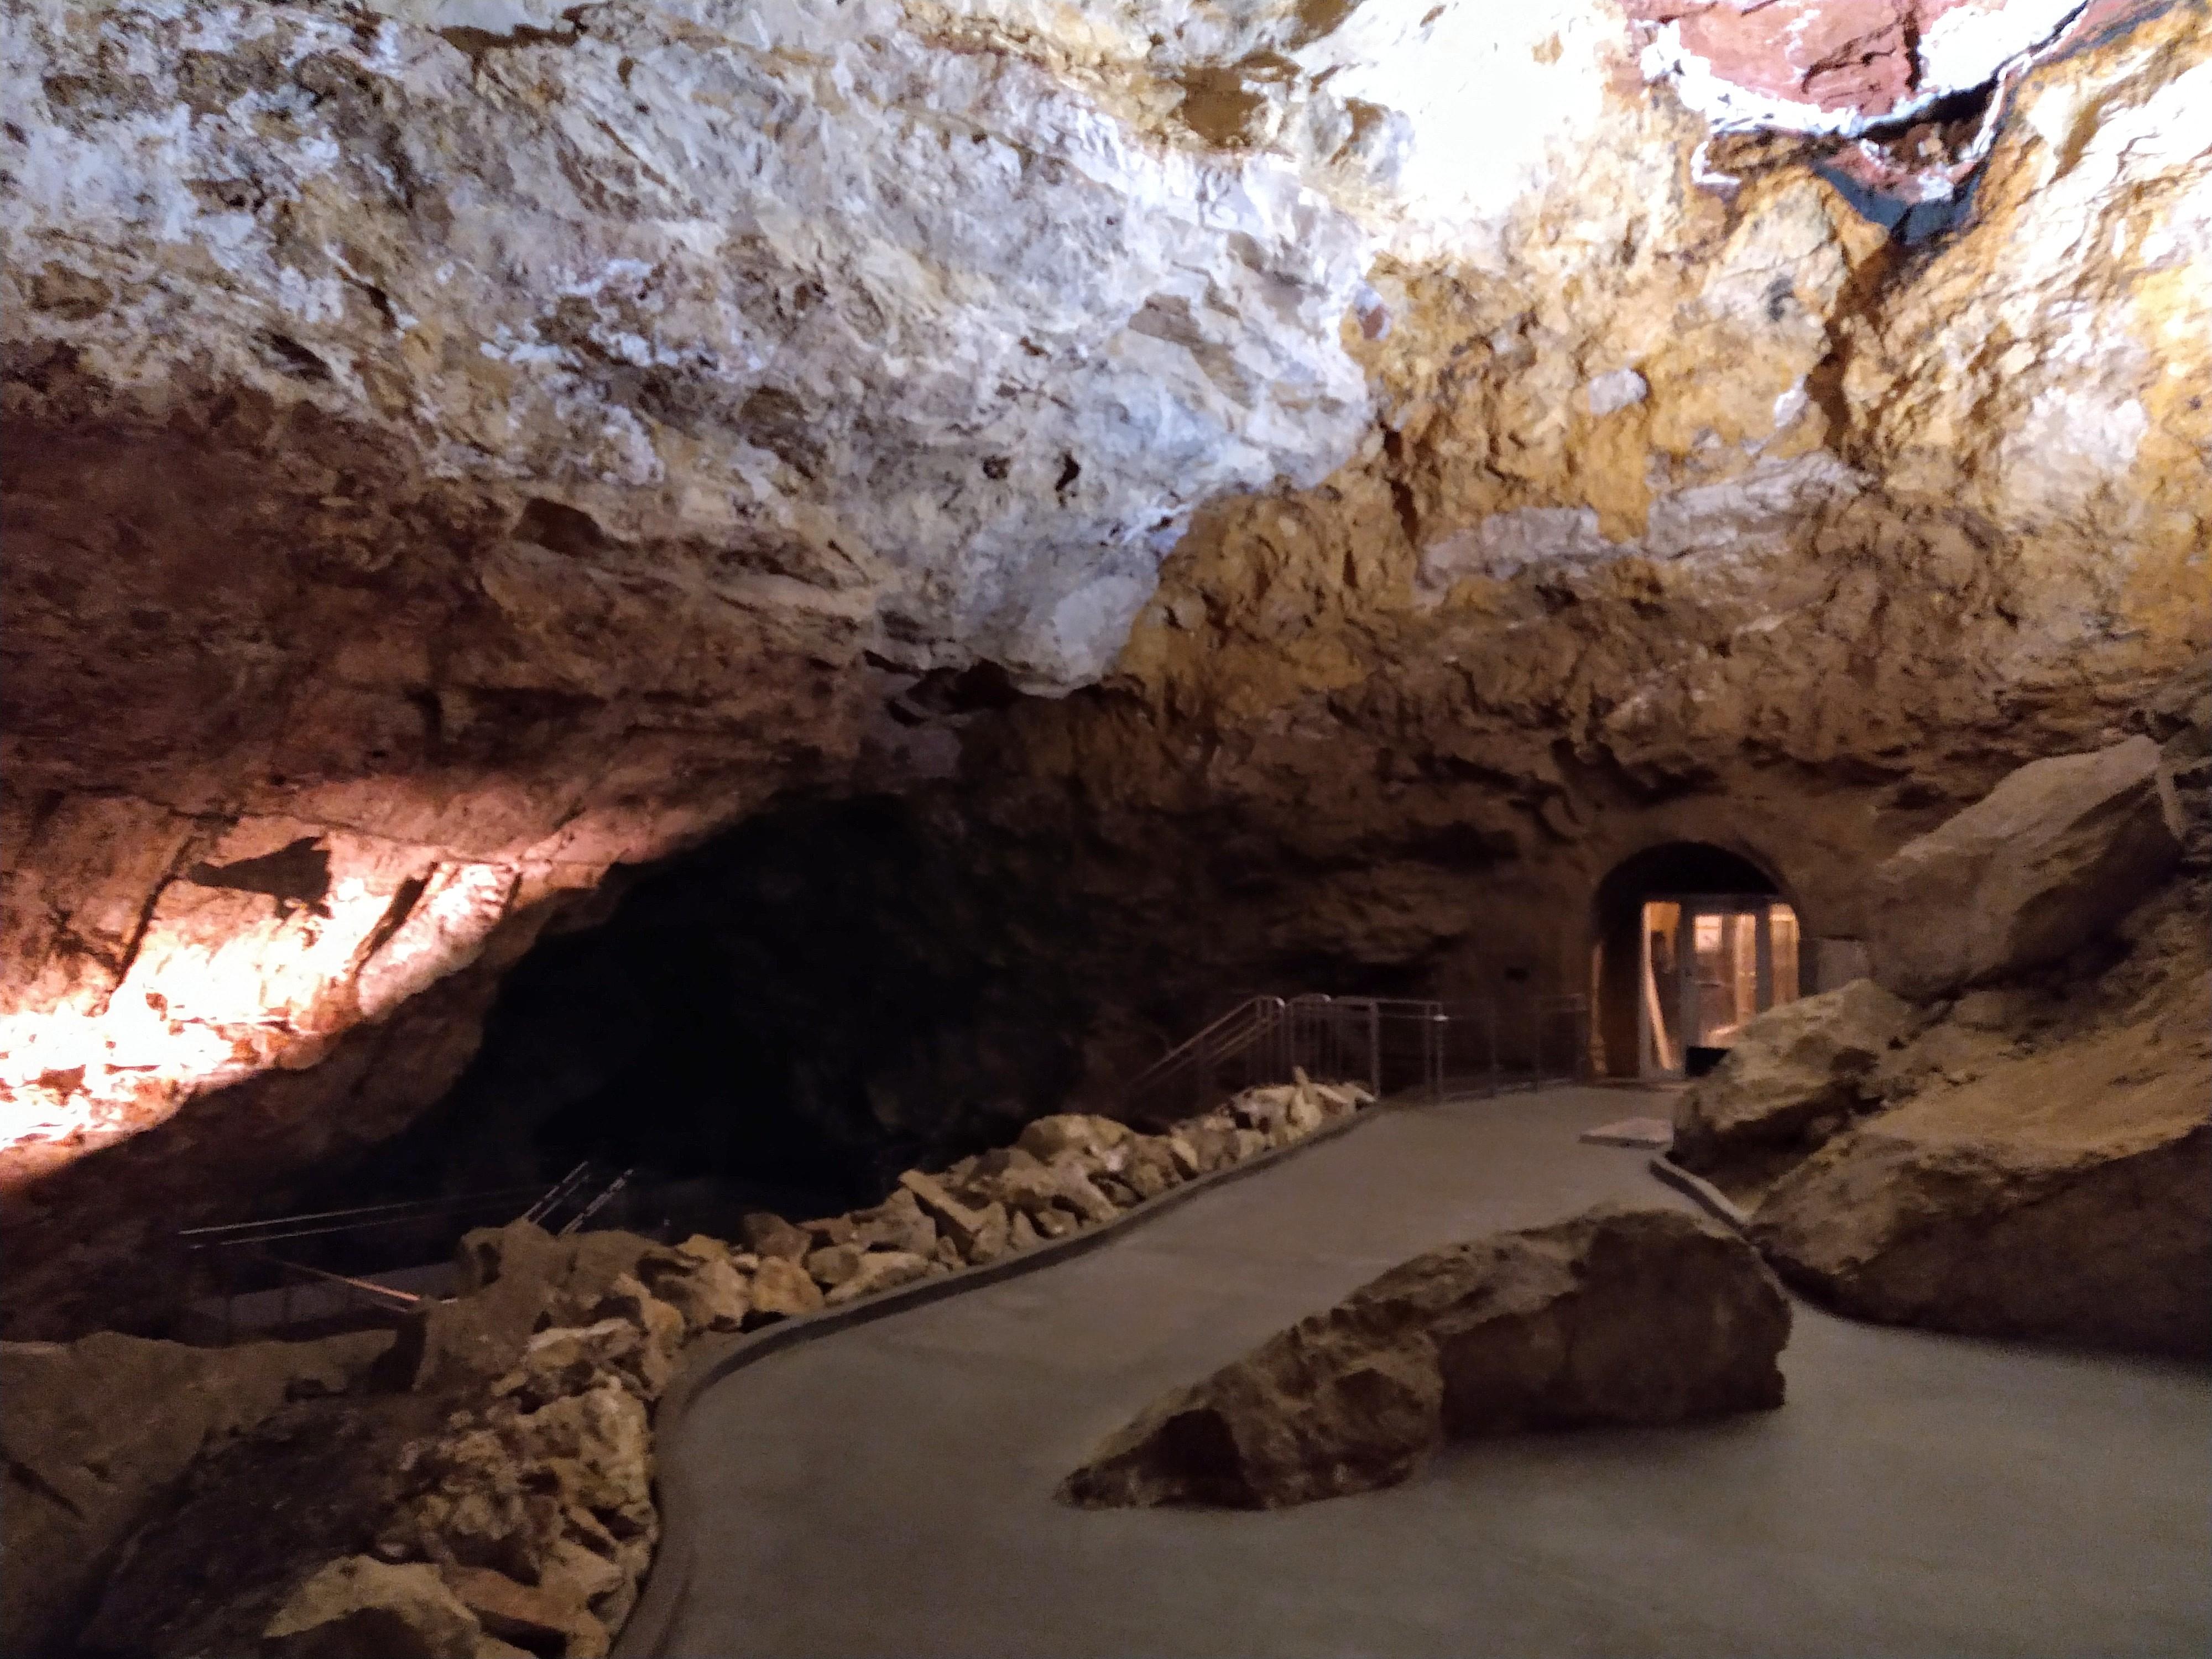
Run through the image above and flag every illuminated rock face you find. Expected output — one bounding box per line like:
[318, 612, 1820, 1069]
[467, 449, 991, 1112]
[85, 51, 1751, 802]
[2, 0, 2208, 1333]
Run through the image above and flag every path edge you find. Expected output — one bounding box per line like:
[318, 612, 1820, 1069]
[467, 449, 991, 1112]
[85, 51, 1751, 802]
[611, 1095, 1402, 1658]
[1647, 1153, 1752, 1230]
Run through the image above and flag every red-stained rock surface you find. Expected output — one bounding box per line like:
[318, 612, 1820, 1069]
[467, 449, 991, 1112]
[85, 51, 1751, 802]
[1685, 0, 1975, 117]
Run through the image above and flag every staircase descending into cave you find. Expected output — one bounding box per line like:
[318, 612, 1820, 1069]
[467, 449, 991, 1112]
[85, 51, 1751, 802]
[1118, 992, 1590, 1129]
[524, 1160, 639, 1237]
[171, 1164, 638, 1344]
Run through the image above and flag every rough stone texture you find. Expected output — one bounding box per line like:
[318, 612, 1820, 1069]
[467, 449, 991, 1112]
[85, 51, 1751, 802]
[1672, 978, 1922, 1191]
[385, 1221, 655, 1394]
[1061, 1205, 1789, 1509]
[1751, 888, 2212, 1357]
[926, 0, 2210, 1161]
[745, 1255, 826, 1322]
[260, 1555, 486, 1659]
[1016, 1113, 1136, 1170]
[26, 1084, 1369, 1657]
[380, 1371, 657, 1613]
[0, 1327, 393, 1657]
[804, 1242, 867, 1290]
[443, 1563, 607, 1659]
[821, 1248, 935, 1307]
[1, 0, 2206, 1343]
[847, 1188, 940, 1257]
[634, 1248, 750, 1337]
[1866, 737, 2185, 1000]
[899, 1169, 1012, 1263]
[1630, 0, 2079, 119]
[738, 1213, 812, 1265]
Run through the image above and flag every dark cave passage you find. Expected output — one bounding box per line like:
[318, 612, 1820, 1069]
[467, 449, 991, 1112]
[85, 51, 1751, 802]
[355, 795, 1095, 1224]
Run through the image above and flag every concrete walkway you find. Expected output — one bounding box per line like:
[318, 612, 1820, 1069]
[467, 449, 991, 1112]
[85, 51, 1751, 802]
[653, 1088, 2211, 1658]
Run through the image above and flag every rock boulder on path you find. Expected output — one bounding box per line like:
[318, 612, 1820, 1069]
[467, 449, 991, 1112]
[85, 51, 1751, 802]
[1060, 1205, 1788, 1510]
[1867, 737, 2183, 1000]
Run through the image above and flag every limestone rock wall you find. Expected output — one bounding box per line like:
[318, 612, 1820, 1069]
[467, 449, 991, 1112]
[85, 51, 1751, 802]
[3, 0, 2207, 1333]
[952, 0, 2211, 1041]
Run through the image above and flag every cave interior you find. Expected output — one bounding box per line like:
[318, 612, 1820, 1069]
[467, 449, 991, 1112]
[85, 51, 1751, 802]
[2, 0, 2209, 1655]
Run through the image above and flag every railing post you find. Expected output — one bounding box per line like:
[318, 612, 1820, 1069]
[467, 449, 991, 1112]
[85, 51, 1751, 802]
[1486, 1000, 1500, 1098]
[1366, 1001, 1381, 1099]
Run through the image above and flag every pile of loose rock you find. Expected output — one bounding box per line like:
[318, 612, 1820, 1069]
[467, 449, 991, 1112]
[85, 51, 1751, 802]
[239, 1075, 1374, 1657]
[745, 1076, 1374, 1302]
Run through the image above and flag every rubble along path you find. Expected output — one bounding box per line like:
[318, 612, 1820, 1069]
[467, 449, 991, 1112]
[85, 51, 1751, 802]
[638, 1086, 2210, 1659]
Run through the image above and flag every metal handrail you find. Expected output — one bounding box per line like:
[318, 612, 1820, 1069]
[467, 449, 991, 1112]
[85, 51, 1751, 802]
[176, 1185, 544, 1248]
[172, 1163, 635, 1344]
[1120, 989, 1591, 1124]
[1149, 995, 1288, 1070]
[523, 1160, 638, 1237]
[523, 1161, 597, 1227]
[559, 1167, 636, 1237]
[265, 1255, 422, 1311]
[1116, 995, 1292, 1124]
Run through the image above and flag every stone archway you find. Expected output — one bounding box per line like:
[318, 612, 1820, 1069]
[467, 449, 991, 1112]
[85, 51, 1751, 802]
[1589, 842, 1799, 1080]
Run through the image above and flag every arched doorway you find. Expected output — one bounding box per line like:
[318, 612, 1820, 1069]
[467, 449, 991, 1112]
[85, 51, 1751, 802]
[1590, 843, 1802, 1081]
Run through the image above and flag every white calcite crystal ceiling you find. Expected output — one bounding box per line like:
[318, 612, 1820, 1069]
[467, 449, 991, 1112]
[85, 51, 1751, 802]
[3, 0, 2169, 693]
[11, 0, 2134, 694]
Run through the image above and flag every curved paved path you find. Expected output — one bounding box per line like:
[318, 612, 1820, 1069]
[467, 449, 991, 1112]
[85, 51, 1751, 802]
[650, 1088, 2210, 1657]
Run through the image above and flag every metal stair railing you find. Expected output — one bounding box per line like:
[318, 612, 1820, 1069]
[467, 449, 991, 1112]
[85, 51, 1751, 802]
[559, 1166, 636, 1237]
[1117, 994, 1291, 1126]
[1119, 990, 1592, 1125]
[523, 1161, 598, 1227]
[523, 1160, 639, 1237]
[173, 1187, 543, 1345]
[169, 1160, 641, 1344]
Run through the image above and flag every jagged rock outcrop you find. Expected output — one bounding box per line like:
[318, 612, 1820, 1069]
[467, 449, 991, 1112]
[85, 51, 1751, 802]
[1751, 891, 2212, 1357]
[388, 1223, 659, 1394]
[0, 1327, 394, 1657]
[1866, 737, 2185, 1000]
[260, 1556, 490, 1659]
[940, 0, 2210, 1129]
[1671, 978, 1922, 1192]
[1061, 1205, 1788, 1509]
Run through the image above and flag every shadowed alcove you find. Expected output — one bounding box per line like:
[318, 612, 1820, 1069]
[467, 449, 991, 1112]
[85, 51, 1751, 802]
[349, 794, 1095, 1227]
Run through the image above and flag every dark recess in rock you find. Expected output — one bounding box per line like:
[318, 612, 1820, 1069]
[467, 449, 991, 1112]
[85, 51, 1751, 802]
[349, 795, 1097, 1211]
